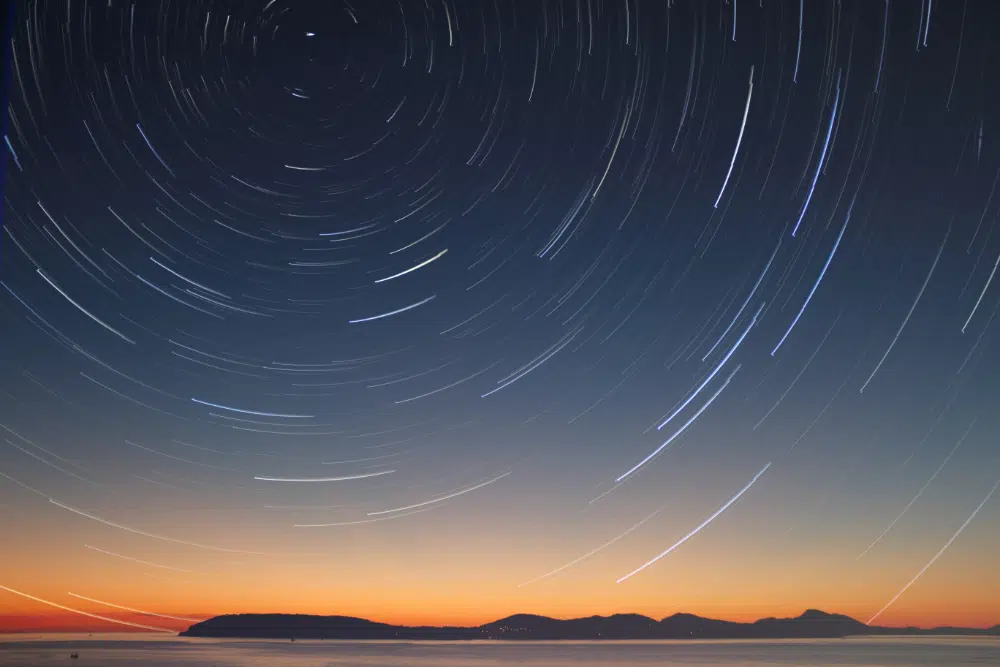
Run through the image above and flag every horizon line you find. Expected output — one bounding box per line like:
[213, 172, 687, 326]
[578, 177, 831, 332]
[1, 607, 997, 634]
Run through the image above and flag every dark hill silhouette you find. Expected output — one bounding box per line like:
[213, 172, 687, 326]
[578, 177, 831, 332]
[180, 609, 1000, 640]
[482, 612, 661, 639]
[748, 609, 870, 639]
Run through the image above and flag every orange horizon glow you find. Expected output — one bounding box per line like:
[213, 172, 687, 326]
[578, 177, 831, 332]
[3, 483, 999, 636]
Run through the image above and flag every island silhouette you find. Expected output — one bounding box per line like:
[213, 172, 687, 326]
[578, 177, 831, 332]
[180, 609, 1000, 640]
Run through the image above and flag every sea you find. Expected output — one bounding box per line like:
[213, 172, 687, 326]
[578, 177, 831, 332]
[1, 634, 997, 666]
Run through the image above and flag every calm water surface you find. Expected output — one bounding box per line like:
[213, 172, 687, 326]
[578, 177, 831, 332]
[1, 634, 998, 666]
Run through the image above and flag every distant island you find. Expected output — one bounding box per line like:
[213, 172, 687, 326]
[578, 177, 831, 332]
[180, 609, 1000, 641]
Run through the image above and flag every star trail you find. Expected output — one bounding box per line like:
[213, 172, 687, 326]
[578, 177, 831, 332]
[1, 0, 999, 631]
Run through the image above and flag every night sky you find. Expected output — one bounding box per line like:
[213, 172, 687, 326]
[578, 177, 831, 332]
[2, 0, 999, 633]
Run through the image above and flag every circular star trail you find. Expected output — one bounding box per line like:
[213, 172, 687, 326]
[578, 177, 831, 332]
[1, 0, 999, 630]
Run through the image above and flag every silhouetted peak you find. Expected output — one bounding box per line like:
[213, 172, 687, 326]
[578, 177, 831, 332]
[751, 610, 866, 629]
[186, 613, 385, 632]
[797, 609, 863, 624]
[660, 612, 709, 623]
[486, 614, 554, 627]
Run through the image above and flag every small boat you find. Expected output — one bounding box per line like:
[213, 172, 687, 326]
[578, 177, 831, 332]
[70, 654, 79, 659]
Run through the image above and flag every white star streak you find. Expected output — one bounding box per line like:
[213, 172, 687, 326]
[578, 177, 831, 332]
[374, 249, 448, 283]
[36, 270, 135, 344]
[519, 505, 666, 587]
[617, 463, 771, 583]
[295, 506, 438, 528]
[856, 419, 976, 560]
[714, 66, 754, 208]
[254, 470, 396, 483]
[618, 366, 742, 484]
[366, 472, 511, 515]
[190, 398, 314, 419]
[49, 499, 269, 554]
[658, 305, 763, 431]
[84, 544, 195, 573]
[860, 226, 950, 393]
[791, 75, 841, 237]
[0, 585, 172, 632]
[67, 593, 203, 622]
[771, 197, 853, 356]
[349, 295, 436, 323]
[960, 250, 999, 333]
[867, 477, 1000, 625]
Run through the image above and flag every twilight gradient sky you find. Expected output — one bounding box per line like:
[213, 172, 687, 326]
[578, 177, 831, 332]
[2, 0, 1000, 634]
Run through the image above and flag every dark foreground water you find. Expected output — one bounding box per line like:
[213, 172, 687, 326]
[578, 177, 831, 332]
[1, 634, 998, 666]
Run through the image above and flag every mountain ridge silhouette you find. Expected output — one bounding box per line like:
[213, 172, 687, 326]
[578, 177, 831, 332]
[180, 609, 1000, 640]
